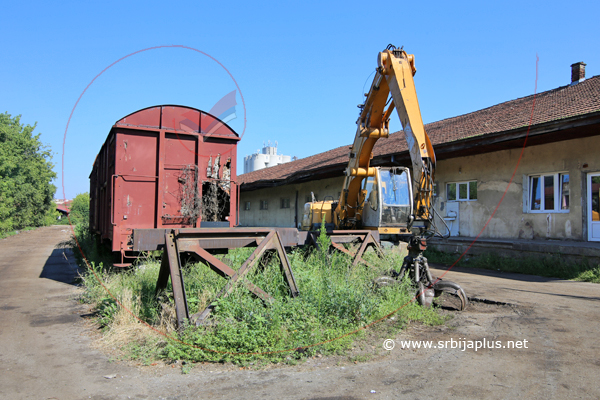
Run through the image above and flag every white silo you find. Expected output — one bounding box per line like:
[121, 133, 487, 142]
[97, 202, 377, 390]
[243, 141, 294, 174]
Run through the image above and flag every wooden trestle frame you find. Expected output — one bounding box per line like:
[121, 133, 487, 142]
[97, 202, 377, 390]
[155, 228, 299, 328]
[151, 228, 383, 329]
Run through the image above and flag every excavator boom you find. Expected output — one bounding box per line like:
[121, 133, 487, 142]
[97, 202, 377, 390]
[301, 45, 467, 311]
[334, 45, 436, 233]
[302, 45, 468, 310]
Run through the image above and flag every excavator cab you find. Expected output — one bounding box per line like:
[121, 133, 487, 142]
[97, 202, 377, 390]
[362, 167, 413, 235]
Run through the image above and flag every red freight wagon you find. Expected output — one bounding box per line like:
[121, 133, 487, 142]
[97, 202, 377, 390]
[89, 105, 240, 262]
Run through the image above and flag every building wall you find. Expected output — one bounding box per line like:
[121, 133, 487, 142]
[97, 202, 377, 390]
[239, 177, 344, 227]
[433, 135, 600, 240]
[240, 135, 600, 240]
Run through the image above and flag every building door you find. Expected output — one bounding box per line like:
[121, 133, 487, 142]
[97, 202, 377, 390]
[588, 172, 600, 241]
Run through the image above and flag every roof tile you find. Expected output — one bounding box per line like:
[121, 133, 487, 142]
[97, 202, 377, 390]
[240, 76, 600, 186]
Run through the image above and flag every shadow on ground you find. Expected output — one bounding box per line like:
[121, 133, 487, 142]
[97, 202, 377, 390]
[39, 247, 81, 285]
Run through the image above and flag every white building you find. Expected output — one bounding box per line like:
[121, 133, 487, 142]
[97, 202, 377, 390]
[243, 141, 292, 174]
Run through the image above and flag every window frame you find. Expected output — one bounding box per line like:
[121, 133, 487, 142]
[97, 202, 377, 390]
[446, 180, 477, 202]
[526, 172, 569, 213]
[244, 201, 251, 211]
[260, 199, 268, 210]
[280, 198, 290, 209]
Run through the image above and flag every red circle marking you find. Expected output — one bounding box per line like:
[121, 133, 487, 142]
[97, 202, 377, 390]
[62, 49, 540, 357]
[62, 44, 246, 200]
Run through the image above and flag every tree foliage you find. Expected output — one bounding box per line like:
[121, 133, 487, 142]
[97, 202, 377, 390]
[70, 192, 90, 227]
[0, 112, 56, 234]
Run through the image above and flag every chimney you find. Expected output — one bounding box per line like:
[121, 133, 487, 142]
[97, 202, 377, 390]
[571, 62, 586, 84]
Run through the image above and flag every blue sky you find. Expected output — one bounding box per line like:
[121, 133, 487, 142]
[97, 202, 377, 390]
[2, 1, 598, 199]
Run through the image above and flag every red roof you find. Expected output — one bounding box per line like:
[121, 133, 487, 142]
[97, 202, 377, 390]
[240, 76, 600, 187]
[56, 205, 70, 214]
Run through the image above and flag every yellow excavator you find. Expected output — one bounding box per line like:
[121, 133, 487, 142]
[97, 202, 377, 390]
[301, 45, 467, 310]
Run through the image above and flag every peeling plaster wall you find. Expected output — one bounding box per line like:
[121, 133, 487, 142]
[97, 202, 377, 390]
[433, 135, 600, 240]
[239, 177, 344, 227]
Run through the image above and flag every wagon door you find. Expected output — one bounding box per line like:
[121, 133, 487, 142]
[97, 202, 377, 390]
[160, 133, 200, 227]
[114, 131, 159, 251]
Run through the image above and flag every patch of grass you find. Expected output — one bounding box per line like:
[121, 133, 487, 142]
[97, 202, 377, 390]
[423, 248, 458, 265]
[425, 248, 600, 283]
[572, 266, 600, 283]
[77, 227, 443, 365]
[181, 363, 193, 374]
[66, 222, 115, 271]
[349, 354, 374, 363]
[122, 339, 164, 366]
[0, 226, 38, 239]
[78, 259, 163, 327]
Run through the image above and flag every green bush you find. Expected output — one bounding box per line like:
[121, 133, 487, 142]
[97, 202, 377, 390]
[69, 193, 90, 227]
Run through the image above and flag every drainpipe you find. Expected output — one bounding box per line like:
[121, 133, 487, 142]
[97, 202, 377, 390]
[294, 190, 299, 228]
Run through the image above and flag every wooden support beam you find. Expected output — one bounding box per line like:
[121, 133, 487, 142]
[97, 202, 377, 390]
[158, 232, 189, 329]
[272, 231, 299, 296]
[328, 230, 385, 268]
[187, 243, 274, 302]
[192, 231, 277, 324]
[352, 232, 372, 267]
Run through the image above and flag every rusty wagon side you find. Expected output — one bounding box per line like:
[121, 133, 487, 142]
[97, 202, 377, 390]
[89, 105, 240, 263]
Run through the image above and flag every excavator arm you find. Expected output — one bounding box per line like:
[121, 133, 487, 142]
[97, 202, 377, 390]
[302, 45, 467, 311]
[334, 45, 436, 232]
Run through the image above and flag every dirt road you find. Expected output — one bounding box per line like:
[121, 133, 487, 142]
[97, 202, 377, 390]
[1, 226, 599, 399]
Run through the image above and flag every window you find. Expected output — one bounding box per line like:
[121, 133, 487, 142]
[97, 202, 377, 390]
[380, 169, 410, 205]
[244, 201, 251, 210]
[528, 173, 569, 212]
[447, 181, 477, 201]
[260, 200, 268, 210]
[280, 198, 290, 209]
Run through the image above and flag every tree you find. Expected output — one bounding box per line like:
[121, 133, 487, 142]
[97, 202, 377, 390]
[0, 112, 56, 234]
[69, 192, 90, 227]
